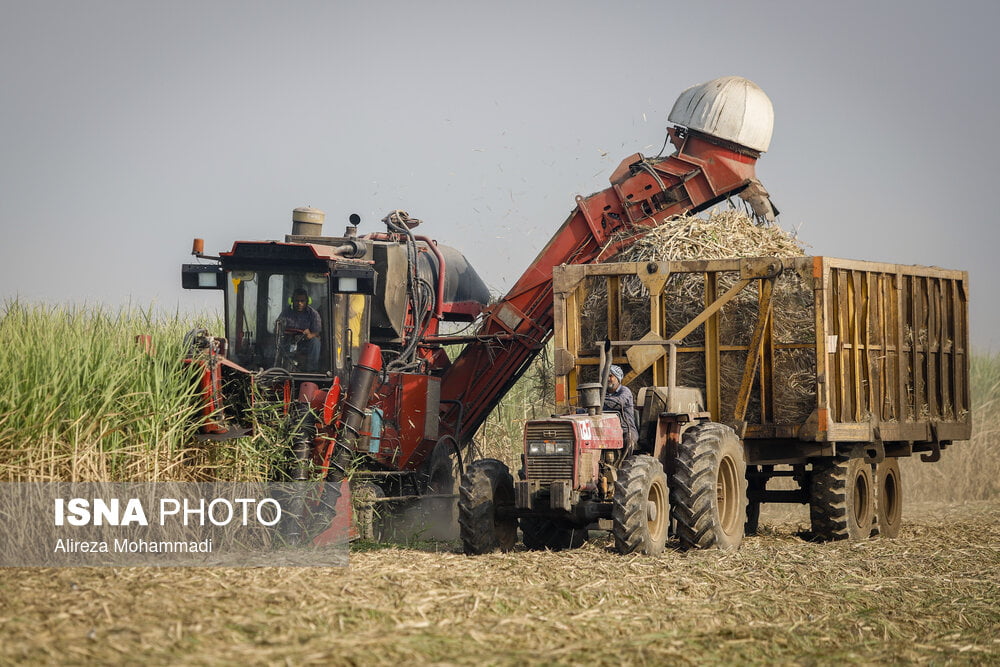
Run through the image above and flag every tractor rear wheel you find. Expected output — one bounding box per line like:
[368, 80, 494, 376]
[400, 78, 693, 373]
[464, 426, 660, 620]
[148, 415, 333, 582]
[809, 457, 875, 541]
[671, 422, 747, 550]
[612, 454, 669, 555]
[458, 459, 517, 554]
[874, 457, 903, 538]
[520, 517, 586, 551]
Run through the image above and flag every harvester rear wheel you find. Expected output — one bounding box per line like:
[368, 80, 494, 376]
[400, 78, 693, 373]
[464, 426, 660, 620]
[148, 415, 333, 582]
[670, 422, 747, 550]
[809, 457, 874, 541]
[458, 459, 517, 554]
[520, 517, 586, 551]
[424, 437, 461, 541]
[874, 458, 903, 538]
[612, 454, 669, 555]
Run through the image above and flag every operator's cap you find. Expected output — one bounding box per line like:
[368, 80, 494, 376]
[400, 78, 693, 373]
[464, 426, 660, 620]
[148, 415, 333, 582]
[610, 365, 624, 380]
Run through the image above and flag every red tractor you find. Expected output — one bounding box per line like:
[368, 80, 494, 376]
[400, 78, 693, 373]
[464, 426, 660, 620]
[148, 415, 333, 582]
[459, 337, 744, 556]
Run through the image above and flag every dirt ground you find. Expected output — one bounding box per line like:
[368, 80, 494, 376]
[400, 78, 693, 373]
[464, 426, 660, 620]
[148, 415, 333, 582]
[1, 501, 997, 666]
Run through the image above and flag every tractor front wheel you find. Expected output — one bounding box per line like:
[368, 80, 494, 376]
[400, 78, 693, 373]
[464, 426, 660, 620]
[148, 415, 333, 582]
[458, 459, 517, 554]
[612, 454, 669, 555]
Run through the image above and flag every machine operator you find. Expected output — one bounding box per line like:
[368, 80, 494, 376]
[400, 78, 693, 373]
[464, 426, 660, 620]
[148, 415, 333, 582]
[279, 287, 322, 370]
[604, 365, 638, 447]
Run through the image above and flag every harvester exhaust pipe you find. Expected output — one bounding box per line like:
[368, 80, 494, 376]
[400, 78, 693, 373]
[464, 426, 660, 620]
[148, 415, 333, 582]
[346, 213, 361, 238]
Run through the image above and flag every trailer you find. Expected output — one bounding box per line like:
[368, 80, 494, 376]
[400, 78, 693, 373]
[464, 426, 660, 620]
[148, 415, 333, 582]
[459, 254, 970, 553]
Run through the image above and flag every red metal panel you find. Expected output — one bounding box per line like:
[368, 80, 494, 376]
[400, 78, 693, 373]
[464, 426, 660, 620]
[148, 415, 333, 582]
[372, 373, 440, 470]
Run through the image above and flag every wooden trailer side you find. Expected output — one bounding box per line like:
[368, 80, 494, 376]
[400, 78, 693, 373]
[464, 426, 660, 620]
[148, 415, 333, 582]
[813, 257, 971, 459]
[551, 257, 970, 461]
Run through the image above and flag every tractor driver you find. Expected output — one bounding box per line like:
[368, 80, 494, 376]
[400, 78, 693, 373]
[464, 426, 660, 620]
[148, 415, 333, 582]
[280, 288, 322, 370]
[604, 365, 638, 447]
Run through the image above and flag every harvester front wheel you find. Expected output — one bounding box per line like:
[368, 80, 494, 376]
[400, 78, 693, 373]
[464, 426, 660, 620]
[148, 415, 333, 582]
[671, 422, 747, 550]
[520, 517, 586, 551]
[352, 482, 384, 542]
[809, 457, 874, 541]
[874, 457, 903, 538]
[612, 454, 669, 555]
[458, 459, 517, 554]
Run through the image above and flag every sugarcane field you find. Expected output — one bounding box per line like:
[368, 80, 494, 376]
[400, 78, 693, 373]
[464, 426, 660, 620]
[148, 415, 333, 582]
[2, 501, 998, 664]
[3, 3, 999, 666]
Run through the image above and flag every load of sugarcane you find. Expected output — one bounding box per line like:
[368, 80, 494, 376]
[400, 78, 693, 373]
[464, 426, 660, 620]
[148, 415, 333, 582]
[582, 208, 816, 424]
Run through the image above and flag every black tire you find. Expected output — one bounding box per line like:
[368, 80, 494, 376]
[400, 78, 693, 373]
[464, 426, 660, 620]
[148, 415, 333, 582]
[424, 438, 461, 541]
[458, 459, 517, 555]
[612, 454, 669, 555]
[520, 517, 586, 551]
[809, 457, 875, 541]
[745, 465, 763, 536]
[874, 458, 903, 538]
[671, 422, 747, 550]
[745, 501, 761, 536]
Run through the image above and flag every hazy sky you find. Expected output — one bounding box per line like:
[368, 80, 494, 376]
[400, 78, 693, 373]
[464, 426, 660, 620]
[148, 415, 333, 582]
[2, 1, 998, 348]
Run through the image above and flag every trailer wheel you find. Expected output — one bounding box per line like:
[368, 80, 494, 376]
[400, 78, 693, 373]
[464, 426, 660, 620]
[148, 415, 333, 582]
[612, 454, 669, 555]
[520, 517, 586, 551]
[671, 422, 747, 550]
[809, 457, 874, 541]
[458, 459, 517, 555]
[874, 458, 903, 538]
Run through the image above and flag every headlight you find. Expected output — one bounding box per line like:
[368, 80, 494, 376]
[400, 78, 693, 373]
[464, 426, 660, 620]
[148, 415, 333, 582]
[528, 440, 572, 455]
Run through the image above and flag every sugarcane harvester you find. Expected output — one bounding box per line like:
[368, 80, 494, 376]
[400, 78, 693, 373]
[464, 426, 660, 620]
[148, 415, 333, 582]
[182, 209, 494, 538]
[181, 77, 780, 541]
